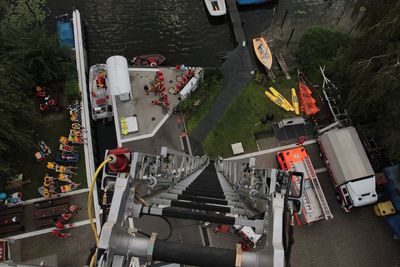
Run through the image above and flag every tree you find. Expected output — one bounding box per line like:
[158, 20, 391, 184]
[340, 1, 400, 161]
[0, 64, 37, 177]
[296, 27, 352, 82]
[2, 26, 73, 85]
[0, 0, 74, 178]
[296, 1, 400, 162]
[0, 0, 47, 34]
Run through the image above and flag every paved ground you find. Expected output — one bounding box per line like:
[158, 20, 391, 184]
[122, 113, 187, 155]
[292, 171, 400, 267]
[5, 192, 92, 266]
[223, 143, 400, 267]
[10, 224, 94, 267]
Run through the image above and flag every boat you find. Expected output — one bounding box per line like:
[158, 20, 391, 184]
[237, 0, 269, 5]
[269, 87, 294, 111]
[89, 64, 113, 121]
[56, 14, 74, 48]
[265, 91, 292, 112]
[130, 54, 166, 67]
[253, 37, 273, 70]
[291, 88, 300, 115]
[204, 0, 227, 16]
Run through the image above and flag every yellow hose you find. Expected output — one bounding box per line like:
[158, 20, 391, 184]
[88, 156, 113, 267]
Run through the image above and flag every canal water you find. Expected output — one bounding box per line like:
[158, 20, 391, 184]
[46, 0, 244, 66]
[46, 0, 348, 67]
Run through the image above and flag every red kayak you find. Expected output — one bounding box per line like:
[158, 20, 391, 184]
[130, 54, 166, 67]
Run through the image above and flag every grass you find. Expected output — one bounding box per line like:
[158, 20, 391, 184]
[181, 70, 223, 133]
[8, 111, 87, 199]
[202, 74, 297, 158]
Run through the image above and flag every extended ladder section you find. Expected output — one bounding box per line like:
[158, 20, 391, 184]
[304, 157, 333, 220]
[290, 157, 333, 224]
[96, 148, 291, 267]
[151, 162, 260, 229]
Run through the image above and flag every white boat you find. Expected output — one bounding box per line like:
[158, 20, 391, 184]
[89, 64, 113, 121]
[204, 0, 226, 16]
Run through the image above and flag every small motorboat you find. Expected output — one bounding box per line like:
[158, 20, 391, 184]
[89, 64, 113, 121]
[253, 37, 273, 70]
[204, 0, 226, 16]
[130, 54, 166, 67]
[237, 0, 269, 5]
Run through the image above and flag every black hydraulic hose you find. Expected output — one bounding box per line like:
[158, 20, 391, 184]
[141, 214, 173, 241]
[182, 190, 226, 199]
[153, 240, 236, 267]
[286, 221, 294, 267]
[162, 207, 235, 225]
[170, 199, 231, 213]
[177, 195, 228, 205]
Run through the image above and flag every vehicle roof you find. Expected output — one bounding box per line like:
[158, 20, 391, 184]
[320, 127, 374, 185]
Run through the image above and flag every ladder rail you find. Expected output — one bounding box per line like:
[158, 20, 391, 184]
[304, 157, 333, 220]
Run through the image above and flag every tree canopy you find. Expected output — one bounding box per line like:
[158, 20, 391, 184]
[296, 27, 351, 82]
[342, 1, 400, 161]
[0, 0, 74, 177]
[296, 0, 400, 162]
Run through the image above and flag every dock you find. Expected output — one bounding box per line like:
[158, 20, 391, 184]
[226, 0, 246, 44]
[275, 51, 291, 79]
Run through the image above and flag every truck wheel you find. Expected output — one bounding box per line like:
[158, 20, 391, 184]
[335, 192, 341, 203]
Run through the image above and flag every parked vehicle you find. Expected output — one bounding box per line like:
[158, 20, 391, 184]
[89, 64, 113, 121]
[319, 126, 377, 211]
[277, 146, 333, 225]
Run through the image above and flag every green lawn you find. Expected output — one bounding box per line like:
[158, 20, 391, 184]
[182, 70, 223, 133]
[202, 75, 297, 158]
[9, 111, 87, 199]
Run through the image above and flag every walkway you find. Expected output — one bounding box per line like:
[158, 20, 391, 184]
[1, 192, 89, 240]
[190, 0, 253, 154]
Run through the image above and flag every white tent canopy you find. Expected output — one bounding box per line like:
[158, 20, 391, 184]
[106, 55, 131, 100]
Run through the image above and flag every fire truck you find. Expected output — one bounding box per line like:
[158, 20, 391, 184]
[277, 146, 333, 225]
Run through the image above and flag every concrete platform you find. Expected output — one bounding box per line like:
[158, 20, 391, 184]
[222, 142, 400, 267]
[114, 67, 196, 145]
[10, 224, 94, 267]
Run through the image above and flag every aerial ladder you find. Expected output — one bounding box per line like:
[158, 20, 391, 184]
[90, 147, 304, 267]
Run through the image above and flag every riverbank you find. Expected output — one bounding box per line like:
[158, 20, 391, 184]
[203, 74, 296, 157]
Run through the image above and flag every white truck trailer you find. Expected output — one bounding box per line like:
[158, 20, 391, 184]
[319, 126, 377, 211]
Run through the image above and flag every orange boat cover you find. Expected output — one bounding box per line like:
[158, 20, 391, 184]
[298, 81, 319, 116]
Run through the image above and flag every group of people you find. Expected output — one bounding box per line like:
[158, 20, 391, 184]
[150, 71, 170, 108]
[41, 103, 84, 198]
[50, 204, 80, 239]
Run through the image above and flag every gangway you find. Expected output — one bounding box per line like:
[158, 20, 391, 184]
[277, 146, 333, 225]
